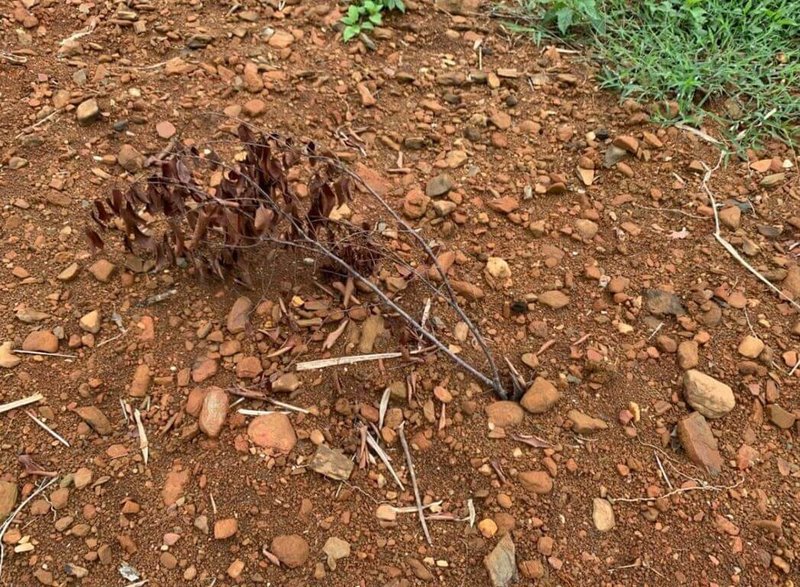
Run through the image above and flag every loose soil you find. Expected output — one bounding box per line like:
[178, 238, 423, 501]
[1, 1, 798, 586]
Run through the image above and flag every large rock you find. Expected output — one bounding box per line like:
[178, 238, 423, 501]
[592, 498, 615, 532]
[271, 534, 309, 568]
[520, 377, 560, 414]
[483, 534, 517, 587]
[22, 330, 58, 353]
[248, 413, 297, 453]
[198, 387, 228, 438]
[677, 412, 722, 475]
[567, 409, 608, 433]
[74, 406, 113, 435]
[683, 370, 735, 419]
[518, 471, 553, 494]
[227, 296, 253, 334]
[485, 401, 524, 427]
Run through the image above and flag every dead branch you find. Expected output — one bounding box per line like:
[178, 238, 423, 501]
[398, 423, 432, 545]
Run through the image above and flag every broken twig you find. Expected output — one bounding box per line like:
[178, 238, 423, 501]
[398, 423, 432, 545]
[0, 394, 43, 415]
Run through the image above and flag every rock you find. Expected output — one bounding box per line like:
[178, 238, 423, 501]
[737, 335, 764, 358]
[243, 62, 263, 93]
[227, 296, 252, 333]
[592, 498, 615, 532]
[356, 82, 376, 107]
[376, 504, 397, 521]
[243, 99, 267, 117]
[612, 135, 639, 153]
[677, 340, 699, 370]
[683, 370, 735, 419]
[130, 365, 151, 397]
[483, 534, 517, 587]
[88, 259, 115, 282]
[74, 406, 112, 435]
[271, 534, 309, 568]
[478, 518, 498, 538]
[22, 330, 58, 353]
[537, 290, 570, 309]
[118, 144, 144, 172]
[489, 110, 512, 130]
[156, 120, 176, 139]
[76, 98, 99, 123]
[0, 480, 18, 517]
[248, 413, 296, 453]
[719, 206, 741, 230]
[79, 310, 101, 333]
[191, 358, 218, 383]
[784, 265, 800, 298]
[403, 189, 430, 219]
[359, 315, 385, 353]
[214, 518, 238, 539]
[434, 0, 481, 14]
[766, 404, 796, 429]
[236, 356, 262, 379]
[487, 196, 519, 214]
[604, 145, 628, 167]
[645, 289, 685, 316]
[485, 401, 524, 427]
[0, 341, 21, 369]
[433, 200, 457, 216]
[323, 537, 350, 570]
[162, 467, 189, 506]
[451, 280, 485, 300]
[268, 30, 295, 49]
[445, 149, 468, 168]
[574, 219, 598, 240]
[16, 309, 50, 323]
[484, 257, 511, 286]
[57, 263, 80, 281]
[567, 409, 608, 433]
[520, 377, 560, 414]
[425, 174, 454, 197]
[272, 373, 300, 393]
[308, 445, 354, 481]
[198, 387, 228, 438]
[677, 412, 722, 475]
[519, 471, 553, 494]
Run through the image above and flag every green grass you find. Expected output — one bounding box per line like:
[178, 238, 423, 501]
[497, 0, 800, 150]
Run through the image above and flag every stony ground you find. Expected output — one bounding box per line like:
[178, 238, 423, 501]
[1, 1, 799, 586]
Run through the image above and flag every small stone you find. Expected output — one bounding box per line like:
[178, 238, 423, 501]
[76, 99, 99, 123]
[719, 206, 741, 230]
[478, 518, 498, 538]
[483, 534, 517, 587]
[156, 120, 176, 139]
[162, 468, 189, 506]
[268, 30, 295, 49]
[426, 174, 454, 197]
[271, 534, 309, 568]
[0, 342, 21, 369]
[766, 404, 796, 429]
[403, 189, 430, 219]
[737, 335, 764, 358]
[236, 356, 262, 379]
[677, 340, 699, 370]
[243, 99, 267, 117]
[308, 445, 354, 481]
[683, 370, 735, 419]
[537, 290, 570, 309]
[484, 257, 511, 286]
[518, 470, 553, 494]
[592, 498, 615, 532]
[489, 111, 512, 130]
[574, 219, 598, 240]
[487, 196, 519, 214]
[88, 259, 115, 282]
[0, 480, 18, 517]
[272, 373, 300, 393]
[567, 409, 608, 433]
[198, 387, 228, 438]
[214, 518, 238, 539]
[191, 358, 218, 383]
[22, 331, 58, 353]
[57, 263, 80, 282]
[74, 406, 113, 435]
[520, 377, 560, 414]
[485, 401, 524, 427]
[248, 413, 296, 453]
[323, 537, 350, 569]
[645, 288, 685, 316]
[243, 62, 263, 93]
[612, 135, 639, 153]
[356, 82, 376, 107]
[227, 296, 252, 333]
[117, 144, 144, 173]
[130, 365, 151, 397]
[79, 310, 101, 334]
[677, 412, 722, 475]
[359, 315, 384, 353]
[376, 504, 397, 521]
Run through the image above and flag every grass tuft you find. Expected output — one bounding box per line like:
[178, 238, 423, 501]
[498, 0, 800, 150]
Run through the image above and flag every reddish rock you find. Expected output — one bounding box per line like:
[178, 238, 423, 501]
[519, 471, 553, 494]
[271, 534, 309, 568]
[198, 387, 228, 438]
[248, 413, 297, 453]
[485, 401, 524, 427]
[22, 330, 58, 353]
[227, 296, 253, 334]
[520, 377, 560, 414]
[677, 412, 722, 476]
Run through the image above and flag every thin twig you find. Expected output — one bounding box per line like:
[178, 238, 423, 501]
[609, 476, 743, 504]
[0, 394, 43, 415]
[789, 355, 800, 377]
[133, 409, 149, 465]
[12, 349, 75, 359]
[364, 432, 405, 491]
[26, 411, 70, 447]
[654, 451, 672, 491]
[295, 348, 432, 371]
[398, 423, 431, 545]
[674, 122, 723, 145]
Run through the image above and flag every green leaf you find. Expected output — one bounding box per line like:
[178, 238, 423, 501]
[347, 5, 360, 21]
[369, 12, 383, 25]
[341, 14, 358, 25]
[555, 6, 574, 35]
[395, 0, 406, 12]
[343, 25, 360, 41]
[363, 0, 376, 11]
[361, 20, 374, 30]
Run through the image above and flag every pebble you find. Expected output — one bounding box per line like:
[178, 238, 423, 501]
[356, 82, 376, 106]
[248, 413, 297, 453]
[74, 406, 112, 435]
[483, 534, 517, 587]
[227, 296, 253, 333]
[574, 219, 598, 240]
[22, 330, 58, 353]
[485, 401, 524, 427]
[766, 404, 796, 429]
[484, 257, 511, 285]
[268, 30, 295, 49]
[719, 206, 741, 230]
[518, 470, 553, 494]
[426, 174, 454, 197]
[243, 99, 267, 117]
[271, 534, 309, 568]
[192, 358, 218, 383]
[198, 387, 229, 438]
[0, 341, 21, 369]
[323, 537, 350, 569]
[520, 377, 560, 414]
[537, 290, 570, 309]
[592, 498, 615, 532]
[272, 373, 300, 393]
[162, 468, 189, 506]
[214, 518, 238, 539]
[117, 144, 144, 172]
[0, 480, 18, 517]
[130, 365, 151, 397]
[645, 288, 685, 316]
[57, 263, 80, 281]
[308, 445, 354, 481]
[76, 98, 99, 123]
[156, 120, 176, 139]
[403, 189, 430, 219]
[677, 412, 722, 475]
[88, 259, 115, 282]
[236, 356, 262, 379]
[683, 369, 735, 419]
[677, 340, 699, 369]
[567, 409, 608, 433]
[79, 310, 101, 334]
[612, 134, 639, 153]
[737, 335, 764, 358]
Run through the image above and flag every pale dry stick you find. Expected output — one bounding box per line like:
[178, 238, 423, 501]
[608, 476, 744, 504]
[133, 409, 149, 465]
[295, 348, 432, 371]
[14, 108, 62, 140]
[609, 558, 666, 579]
[378, 387, 391, 430]
[417, 298, 432, 351]
[238, 408, 286, 416]
[398, 423, 432, 545]
[0, 393, 43, 415]
[702, 155, 800, 313]
[12, 349, 75, 359]
[647, 321, 664, 340]
[209, 493, 217, 515]
[632, 203, 706, 220]
[654, 451, 673, 491]
[26, 411, 70, 447]
[59, 17, 98, 45]
[674, 122, 723, 145]
[789, 355, 800, 377]
[266, 398, 309, 414]
[0, 476, 59, 579]
[364, 433, 405, 491]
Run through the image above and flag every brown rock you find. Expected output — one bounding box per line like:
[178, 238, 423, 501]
[766, 404, 796, 429]
[0, 480, 18, 517]
[88, 259, 115, 282]
[227, 296, 253, 333]
[483, 533, 517, 587]
[268, 30, 294, 49]
[214, 518, 238, 539]
[0, 342, 21, 369]
[537, 290, 570, 309]
[236, 356, 262, 379]
[271, 534, 309, 568]
[677, 412, 722, 475]
[485, 401, 524, 427]
[243, 99, 267, 117]
[719, 206, 741, 230]
[487, 196, 519, 214]
[118, 144, 144, 173]
[272, 373, 300, 393]
[567, 409, 608, 434]
[612, 134, 639, 153]
[677, 340, 699, 370]
[520, 377, 560, 414]
[403, 189, 430, 219]
[156, 120, 176, 139]
[243, 62, 263, 93]
[76, 98, 99, 123]
[425, 174, 454, 197]
[162, 467, 189, 506]
[519, 471, 553, 494]
[248, 413, 297, 453]
[683, 370, 735, 419]
[22, 330, 58, 353]
[356, 82, 376, 107]
[737, 335, 764, 358]
[79, 310, 101, 334]
[130, 365, 151, 397]
[198, 387, 228, 438]
[592, 498, 615, 532]
[74, 406, 112, 435]
[192, 358, 218, 383]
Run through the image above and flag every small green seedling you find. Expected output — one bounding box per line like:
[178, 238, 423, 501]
[341, 0, 406, 42]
